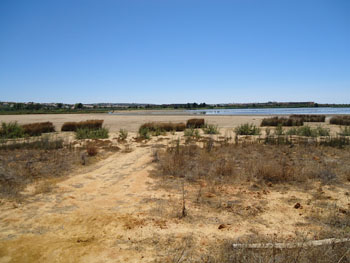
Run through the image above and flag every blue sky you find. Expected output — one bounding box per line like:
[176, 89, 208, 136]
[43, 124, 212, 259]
[0, 0, 349, 104]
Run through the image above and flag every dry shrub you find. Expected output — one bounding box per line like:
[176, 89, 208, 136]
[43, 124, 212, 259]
[261, 117, 303, 126]
[0, 148, 81, 199]
[22, 122, 55, 136]
[61, 119, 104, 131]
[155, 143, 350, 186]
[186, 118, 205, 128]
[140, 122, 186, 132]
[291, 114, 326, 122]
[330, 116, 350, 126]
[86, 144, 98, 156]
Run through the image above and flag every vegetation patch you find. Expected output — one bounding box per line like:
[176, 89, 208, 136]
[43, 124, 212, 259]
[186, 118, 205, 128]
[235, 123, 261, 135]
[61, 119, 104, 131]
[261, 117, 303, 126]
[202, 124, 219, 134]
[290, 114, 326, 122]
[75, 127, 109, 139]
[22, 122, 55, 136]
[139, 122, 186, 132]
[286, 125, 330, 137]
[330, 116, 350, 126]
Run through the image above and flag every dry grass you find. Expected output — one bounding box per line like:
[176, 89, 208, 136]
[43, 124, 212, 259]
[61, 119, 104, 131]
[152, 141, 350, 262]
[0, 148, 81, 200]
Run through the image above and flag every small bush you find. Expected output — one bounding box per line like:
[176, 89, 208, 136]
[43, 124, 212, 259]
[22, 122, 55, 136]
[330, 116, 350, 126]
[75, 128, 109, 139]
[286, 125, 330, 137]
[138, 127, 150, 140]
[86, 144, 98, 156]
[61, 120, 104, 131]
[261, 117, 303, 127]
[186, 118, 205, 128]
[0, 122, 25, 139]
[202, 124, 219, 134]
[235, 123, 261, 135]
[184, 128, 201, 139]
[139, 122, 186, 132]
[118, 129, 128, 141]
[290, 114, 326, 122]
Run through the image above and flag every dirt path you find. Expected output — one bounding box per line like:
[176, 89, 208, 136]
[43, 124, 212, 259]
[0, 145, 163, 262]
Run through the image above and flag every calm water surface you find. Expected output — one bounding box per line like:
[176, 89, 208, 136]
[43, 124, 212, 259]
[188, 107, 350, 115]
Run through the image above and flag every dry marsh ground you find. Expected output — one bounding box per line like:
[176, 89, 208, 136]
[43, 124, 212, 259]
[0, 118, 350, 262]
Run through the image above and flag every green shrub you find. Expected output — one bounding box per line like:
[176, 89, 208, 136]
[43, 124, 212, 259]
[139, 122, 186, 132]
[75, 128, 109, 139]
[184, 128, 200, 139]
[235, 123, 260, 135]
[286, 125, 329, 137]
[118, 129, 128, 140]
[202, 124, 219, 134]
[138, 127, 150, 140]
[0, 122, 25, 139]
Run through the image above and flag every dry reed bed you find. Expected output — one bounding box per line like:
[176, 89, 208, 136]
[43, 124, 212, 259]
[61, 119, 104, 131]
[330, 115, 350, 125]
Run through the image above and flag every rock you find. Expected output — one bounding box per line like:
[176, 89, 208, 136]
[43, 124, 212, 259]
[294, 203, 301, 209]
[218, 224, 227, 230]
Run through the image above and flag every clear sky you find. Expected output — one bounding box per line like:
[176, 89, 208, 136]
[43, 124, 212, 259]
[0, 0, 349, 104]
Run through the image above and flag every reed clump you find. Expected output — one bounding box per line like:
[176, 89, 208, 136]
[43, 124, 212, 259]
[186, 118, 205, 128]
[22, 122, 55, 136]
[61, 119, 104, 131]
[330, 116, 350, 126]
[290, 114, 326, 122]
[261, 117, 303, 127]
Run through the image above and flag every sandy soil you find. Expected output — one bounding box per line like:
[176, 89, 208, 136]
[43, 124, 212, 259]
[1, 131, 349, 262]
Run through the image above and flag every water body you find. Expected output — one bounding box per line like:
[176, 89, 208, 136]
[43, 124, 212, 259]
[188, 107, 350, 115]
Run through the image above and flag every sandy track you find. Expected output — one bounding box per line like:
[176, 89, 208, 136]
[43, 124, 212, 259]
[0, 146, 157, 262]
